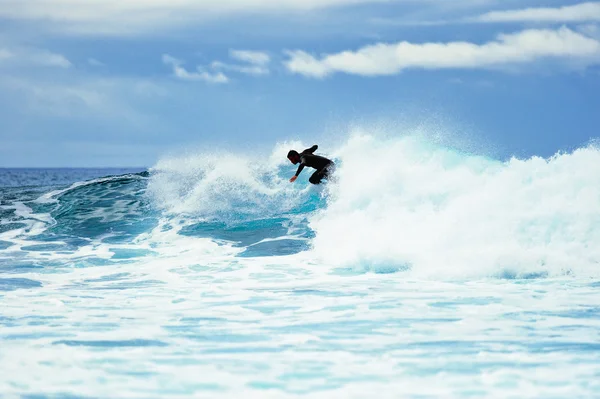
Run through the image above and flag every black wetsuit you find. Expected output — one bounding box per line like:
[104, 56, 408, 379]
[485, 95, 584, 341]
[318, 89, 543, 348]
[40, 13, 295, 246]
[294, 145, 334, 185]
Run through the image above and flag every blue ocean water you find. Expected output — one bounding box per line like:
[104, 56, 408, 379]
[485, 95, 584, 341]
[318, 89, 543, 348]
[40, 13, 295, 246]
[1, 134, 600, 398]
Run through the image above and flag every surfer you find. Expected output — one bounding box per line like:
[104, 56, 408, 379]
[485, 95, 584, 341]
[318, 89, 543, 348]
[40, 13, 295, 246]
[287, 145, 334, 185]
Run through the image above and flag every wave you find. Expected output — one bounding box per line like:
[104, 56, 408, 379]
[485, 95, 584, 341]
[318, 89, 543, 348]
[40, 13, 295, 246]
[0, 172, 152, 248]
[139, 129, 600, 278]
[2, 130, 599, 280]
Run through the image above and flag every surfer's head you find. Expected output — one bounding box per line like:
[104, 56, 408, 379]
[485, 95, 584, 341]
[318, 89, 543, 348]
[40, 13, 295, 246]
[287, 150, 300, 164]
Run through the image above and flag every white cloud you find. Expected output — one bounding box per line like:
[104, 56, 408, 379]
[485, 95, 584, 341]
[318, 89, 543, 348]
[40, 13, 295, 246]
[0, 0, 391, 36]
[164, 50, 271, 80]
[0, 46, 71, 68]
[88, 58, 104, 67]
[229, 50, 270, 66]
[284, 27, 600, 78]
[474, 2, 600, 23]
[162, 54, 228, 84]
[27, 49, 71, 68]
[210, 50, 271, 76]
[162, 54, 182, 67]
[211, 61, 269, 76]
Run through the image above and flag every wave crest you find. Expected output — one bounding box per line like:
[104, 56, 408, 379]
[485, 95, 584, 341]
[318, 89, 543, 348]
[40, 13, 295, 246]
[309, 132, 600, 278]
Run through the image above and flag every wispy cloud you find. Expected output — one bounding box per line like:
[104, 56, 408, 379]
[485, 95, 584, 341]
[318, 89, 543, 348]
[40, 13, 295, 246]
[211, 62, 269, 76]
[579, 23, 600, 39]
[0, 46, 71, 68]
[163, 50, 272, 81]
[27, 49, 71, 68]
[0, 0, 392, 36]
[229, 50, 270, 66]
[162, 54, 229, 84]
[371, 3, 600, 28]
[0, 48, 13, 61]
[87, 58, 104, 67]
[284, 27, 600, 78]
[211, 50, 271, 76]
[474, 2, 600, 23]
[368, 17, 447, 27]
[0, 74, 164, 125]
[0, 72, 171, 166]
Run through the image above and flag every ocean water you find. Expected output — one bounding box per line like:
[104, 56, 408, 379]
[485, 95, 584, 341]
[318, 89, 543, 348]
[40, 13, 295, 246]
[1, 133, 600, 398]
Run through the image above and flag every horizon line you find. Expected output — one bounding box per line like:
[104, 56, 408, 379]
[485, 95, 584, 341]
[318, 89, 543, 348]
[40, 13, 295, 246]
[0, 166, 149, 169]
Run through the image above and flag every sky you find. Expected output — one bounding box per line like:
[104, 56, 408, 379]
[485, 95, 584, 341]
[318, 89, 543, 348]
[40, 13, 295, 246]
[0, 0, 599, 167]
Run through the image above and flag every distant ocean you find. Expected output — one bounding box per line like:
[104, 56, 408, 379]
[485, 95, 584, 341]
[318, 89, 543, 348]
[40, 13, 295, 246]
[2, 134, 600, 398]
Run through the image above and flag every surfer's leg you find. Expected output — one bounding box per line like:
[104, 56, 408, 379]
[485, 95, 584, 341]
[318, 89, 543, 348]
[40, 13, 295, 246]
[309, 163, 334, 185]
[309, 169, 324, 185]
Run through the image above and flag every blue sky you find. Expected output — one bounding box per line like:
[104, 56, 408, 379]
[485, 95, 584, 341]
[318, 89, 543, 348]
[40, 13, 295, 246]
[0, 0, 599, 167]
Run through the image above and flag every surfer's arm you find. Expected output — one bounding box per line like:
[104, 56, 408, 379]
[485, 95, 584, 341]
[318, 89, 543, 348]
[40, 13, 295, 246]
[295, 163, 305, 177]
[303, 145, 318, 154]
[290, 163, 305, 182]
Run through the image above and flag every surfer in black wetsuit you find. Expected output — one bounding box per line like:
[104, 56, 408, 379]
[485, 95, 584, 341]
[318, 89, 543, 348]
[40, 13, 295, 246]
[287, 145, 334, 185]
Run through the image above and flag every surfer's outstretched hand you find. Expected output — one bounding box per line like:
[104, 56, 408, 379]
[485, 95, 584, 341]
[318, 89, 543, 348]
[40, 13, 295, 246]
[289, 176, 297, 183]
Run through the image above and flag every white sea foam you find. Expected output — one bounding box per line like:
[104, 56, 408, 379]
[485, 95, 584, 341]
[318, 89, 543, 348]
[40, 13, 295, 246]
[308, 131, 600, 278]
[143, 129, 600, 279]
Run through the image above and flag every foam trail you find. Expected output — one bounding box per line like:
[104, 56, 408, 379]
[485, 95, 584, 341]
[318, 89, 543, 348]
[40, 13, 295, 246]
[309, 132, 600, 278]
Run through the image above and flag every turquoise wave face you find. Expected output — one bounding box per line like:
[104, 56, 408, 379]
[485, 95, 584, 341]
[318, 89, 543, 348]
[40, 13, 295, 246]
[0, 167, 324, 268]
[42, 172, 156, 244]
